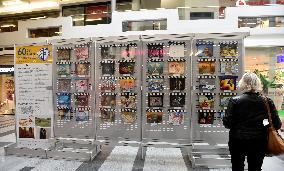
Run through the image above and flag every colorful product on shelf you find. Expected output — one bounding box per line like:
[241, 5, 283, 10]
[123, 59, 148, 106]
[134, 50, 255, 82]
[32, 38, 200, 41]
[168, 111, 184, 125]
[169, 77, 185, 90]
[57, 64, 71, 76]
[198, 95, 214, 109]
[57, 109, 71, 120]
[119, 78, 135, 92]
[57, 94, 71, 108]
[168, 61, 185, 75]
[220, 43, 238, 57]
[219, 76, 238, 91]
[101, 62, 115, 75]
[57, 49, 71, 60]
[147, 62, 164, 75]
[57, 79, 71, 92]
[101, 79, 116, 91]
[120, 94, 136, 108]
[169, 44, 185, 58]
[148, 78, 164, 92]
[75, 94, 89, 107]
[148, 94, 163, 107]
[75, 79, 89, 92]
[198, 112, 214, 124]
[121, 111, 136, 123]
[101, 46, 116, 59]
[170, 94, 186, 107]
[220, 61, 238, 75]
[75, 63, 90, 76]
[119, 61, 135, 75]
[75, 110, 89, 122]
[196, 44, 213, 57]
[146, 111, 163, 123]
[199, 79, 215, 91]
[100, 109, 115, 122]
[148, 44, 164, 58]
[101, 94, 116, 107]
[198, 61, 215, 75]
[75, 47, 89, 61]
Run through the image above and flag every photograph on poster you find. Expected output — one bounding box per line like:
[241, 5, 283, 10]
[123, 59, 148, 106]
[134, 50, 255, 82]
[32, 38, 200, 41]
[19, 127, 34, 138]
[101, 109, 115, 122]
[169, 44, 185, 58]
[19, 106, 33, 115]
[219, 76, 238, 91]
[101, 46, 116, 59]
[119, 62, 135, 75]
[101, 79, 116, 91]
[220, 61, 238, 75]
[147, 111, 163, 123]
[102, 62, 115, 75]
[148, 78, 164, 91]
[75, 95, 89, 107]
[119, 78, 135, 92]
[120, 94, 136, 108]
[57, 49, 71, 60]
[220, 44, 238, 57]
[169, 77, 185, 90]
[75, 79, 89, 92]
[147, 62, 164, 75]
[35, 127, 51, 139]
[148, 44, 164, 58]
[168, 111, 184, 125]
[57, 64, 71, 76]
[57, 109, 71, 120]
[196, 44, 213, 57]
[57, 94, 71, 108]
[120, 46, 136, 60]
[148, 94, 163, 107]
[168, 61, 185, 75]
[198, 61, 215, 75]
[57, 79, 71, 92]
[101, 94, 116, 107]
[220, 96, 232, 108]
[35, 117, 51, 127]
[198, 95, 214, 109]
[121, 111, 136, 123]
[75, 47, 89, 61]
[19, 117, 34, 127]
[76, 110, 89, 122]
[199, 79, 215, 91]
[198, 112, 214, 124]
[170, 94, 186, 107]
[75, 63, 90, 76]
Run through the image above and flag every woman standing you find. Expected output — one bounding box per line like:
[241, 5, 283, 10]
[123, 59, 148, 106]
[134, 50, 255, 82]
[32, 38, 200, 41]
[223, 72, 282, 171]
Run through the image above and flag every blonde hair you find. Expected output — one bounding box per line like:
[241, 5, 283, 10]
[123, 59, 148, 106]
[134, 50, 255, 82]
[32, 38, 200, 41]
[238, 72, 262, 92]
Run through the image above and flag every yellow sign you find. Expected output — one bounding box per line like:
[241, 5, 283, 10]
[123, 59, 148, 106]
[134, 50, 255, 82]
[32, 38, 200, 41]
[15, 45, 52, 64]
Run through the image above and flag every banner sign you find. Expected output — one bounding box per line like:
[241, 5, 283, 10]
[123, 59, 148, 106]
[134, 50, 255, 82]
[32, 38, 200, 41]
[15, 45, 52, 64]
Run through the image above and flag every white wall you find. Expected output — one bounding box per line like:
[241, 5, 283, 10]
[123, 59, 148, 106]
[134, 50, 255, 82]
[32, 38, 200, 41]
[0, 6, 283, 47]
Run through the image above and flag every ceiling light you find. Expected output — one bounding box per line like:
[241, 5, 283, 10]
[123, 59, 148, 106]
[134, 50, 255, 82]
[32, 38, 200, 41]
[30, 16, 46, 20]
[2, 0, 24, 6]
[85, 18, 102, 21]
[1, 24, 16, 27]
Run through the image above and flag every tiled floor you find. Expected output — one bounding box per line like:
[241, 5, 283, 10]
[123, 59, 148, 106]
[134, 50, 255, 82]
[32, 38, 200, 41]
[0, 115, 284, 171]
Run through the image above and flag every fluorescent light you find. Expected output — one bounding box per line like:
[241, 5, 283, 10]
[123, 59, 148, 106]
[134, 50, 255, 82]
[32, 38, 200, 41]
[85, 18, 102, 21]
[73, 18, 84, 21]
[156, 8, 165, 10]
[1, 24, 16, 27]
[2, 0, 24, 6]
[30, 16, 46, 20]
[0, 68, 14, 73]
[246, 23, 257, 25]
[0, 1, 58, 13]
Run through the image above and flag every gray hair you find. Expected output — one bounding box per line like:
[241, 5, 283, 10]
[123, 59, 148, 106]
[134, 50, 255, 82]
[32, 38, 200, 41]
[238, 72, 262, 92]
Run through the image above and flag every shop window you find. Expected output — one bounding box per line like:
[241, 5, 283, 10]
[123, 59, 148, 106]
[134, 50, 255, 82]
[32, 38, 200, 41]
[4, 47, 14, 50]
[238, 16, 284, 28]
[190, 12, 214, 20]
[29, 27, 62, 38]
[122, 19, 167, 32]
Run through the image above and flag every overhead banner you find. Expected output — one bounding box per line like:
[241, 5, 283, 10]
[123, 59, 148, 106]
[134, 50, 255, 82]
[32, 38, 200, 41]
[15, 44, 54, 149]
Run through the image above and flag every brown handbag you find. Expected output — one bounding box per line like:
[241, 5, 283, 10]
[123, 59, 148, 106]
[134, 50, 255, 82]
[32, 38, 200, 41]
[264, 97, 284, 156]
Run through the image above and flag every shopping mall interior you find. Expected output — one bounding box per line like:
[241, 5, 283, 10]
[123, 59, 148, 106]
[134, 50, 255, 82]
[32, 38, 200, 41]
[0, 0, 284, 170]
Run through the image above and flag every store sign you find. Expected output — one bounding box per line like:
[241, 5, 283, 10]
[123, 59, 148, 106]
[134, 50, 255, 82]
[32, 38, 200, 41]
[15, 45, 52, 64]
[277, 54, 284, 63]
[247, 1, 284, 5]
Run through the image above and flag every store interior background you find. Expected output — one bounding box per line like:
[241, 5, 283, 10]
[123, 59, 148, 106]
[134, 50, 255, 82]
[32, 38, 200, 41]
[0, 0, 283, 128]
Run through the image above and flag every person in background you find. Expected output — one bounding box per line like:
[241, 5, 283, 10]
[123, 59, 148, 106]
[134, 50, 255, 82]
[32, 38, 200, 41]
[223, 72, 282, 171]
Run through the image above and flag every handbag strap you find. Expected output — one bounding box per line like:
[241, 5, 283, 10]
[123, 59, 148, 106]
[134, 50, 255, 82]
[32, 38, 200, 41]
[263, 97, 276, 131]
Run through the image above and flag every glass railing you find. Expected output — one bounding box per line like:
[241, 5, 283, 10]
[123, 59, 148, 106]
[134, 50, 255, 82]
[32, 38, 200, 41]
[238, 16, 284, 28]
[122, 19, 167, 32]
[71, 13, 112, 26]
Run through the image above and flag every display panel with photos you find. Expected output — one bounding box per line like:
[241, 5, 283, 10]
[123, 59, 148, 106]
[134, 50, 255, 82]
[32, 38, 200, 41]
[100, 77, 116, 91]
[169, 44, 185, 58]
[101, 61, 115, 75]
[146, 109, 163, 123]
[75, 47, 89, 61]
[220, 42, 238, 58]
[57, 79, 71, 92]
[169, 76, 185, 90]
[147, 76, 164, 92]
[220, 93, 237, 109]
[75, 63, 90, 77]
[199, 77, 216, 92]
[119, 77, 135, 92]
[198, 111, 214, 124]
[75, 79, 89, 92]
[100, 108, 115, 123]
[119, 61, 135, 75]
[168, 60, 185, 75]
[147, 60, 164, 75]
[121, 109, 137, 123]
[220, 59, 238, 75]
[74, 94, 89, 107]
[168, 110, 185, 126]
[57, 48, 71, 61]
[57, 93, 71, 108]
[198, 93, 215, 109]
[101, 93, 116, 108]
[120, 93, 136, 108]
[120, 44, 137, 60]
[101, 46, 116, 59]
[57, 108, 72, 120]
[198, 60, 215, 75]
[170, 93, 186, 107]
[219, 75, 238, 91]
[147, 44, 164, 58]
[75, 110, 89, 122]
[196, 42, 213, 57]
[148, 93, 164, 107]
[57, 63, 71, 76]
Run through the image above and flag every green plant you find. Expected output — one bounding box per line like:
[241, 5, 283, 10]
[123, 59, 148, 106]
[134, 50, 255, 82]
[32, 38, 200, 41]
[254, 70, 276, 94]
